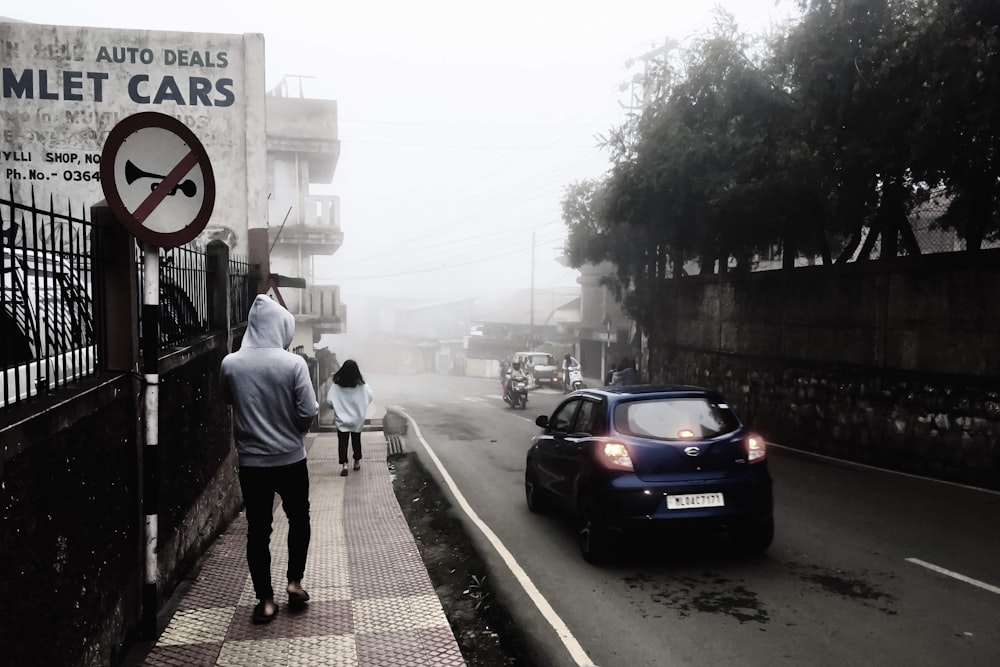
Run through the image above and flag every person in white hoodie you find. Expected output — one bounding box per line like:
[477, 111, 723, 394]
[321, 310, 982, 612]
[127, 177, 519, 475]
[326, 359, 374, 476]
[219, 294, 319, 624]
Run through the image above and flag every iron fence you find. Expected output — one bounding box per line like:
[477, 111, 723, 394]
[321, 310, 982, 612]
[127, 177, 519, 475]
[139, 245, 210, 347]
[228, 254, 253, 327]
[2, 185, 96, 410]
[2, 186, 254, 411]
[139, 245, 254, 346]
[787, 187, 998, 267]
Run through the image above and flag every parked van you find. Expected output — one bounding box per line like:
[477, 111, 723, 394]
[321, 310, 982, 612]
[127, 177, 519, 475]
[2, 247, 95, 407]
[513, 351, 559, 388]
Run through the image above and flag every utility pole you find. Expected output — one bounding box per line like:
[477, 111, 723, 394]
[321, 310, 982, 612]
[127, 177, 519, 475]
[620, 38, 677, 145]
[529, 231, 535, 348]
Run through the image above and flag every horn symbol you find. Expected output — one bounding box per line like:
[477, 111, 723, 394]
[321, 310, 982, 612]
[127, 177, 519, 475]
[124, 160, 197, 198]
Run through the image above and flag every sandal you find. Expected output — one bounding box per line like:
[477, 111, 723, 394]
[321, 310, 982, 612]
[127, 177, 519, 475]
[287, 589, 310, 608]
[252, 599, 278, 624]
[340, 466, 348, 477]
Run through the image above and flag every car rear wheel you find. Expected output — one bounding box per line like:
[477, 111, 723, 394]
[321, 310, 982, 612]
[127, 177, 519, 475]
[524, 464, 550, 513]
[578, 494, 611, 565]
[731, 517, 774, 556]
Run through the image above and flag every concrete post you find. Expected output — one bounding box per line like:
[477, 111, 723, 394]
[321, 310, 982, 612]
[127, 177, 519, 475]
[90, 200, 146, 638]
[206, 241, 231, 330]
[89, 202, 139, 373]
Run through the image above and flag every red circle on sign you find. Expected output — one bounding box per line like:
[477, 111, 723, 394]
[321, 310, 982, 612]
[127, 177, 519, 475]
[100, 112, 216, 248]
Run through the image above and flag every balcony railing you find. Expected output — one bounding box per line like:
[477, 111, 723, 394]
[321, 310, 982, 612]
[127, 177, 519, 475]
[268, 194, 343, 255]
[305, 195, 339, 228]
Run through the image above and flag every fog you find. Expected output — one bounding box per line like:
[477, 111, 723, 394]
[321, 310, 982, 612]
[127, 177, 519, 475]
[13, 0, 796, 309]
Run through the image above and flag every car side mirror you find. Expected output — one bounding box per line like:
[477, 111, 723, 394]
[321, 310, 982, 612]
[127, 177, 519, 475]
[535, 415, 548, 428]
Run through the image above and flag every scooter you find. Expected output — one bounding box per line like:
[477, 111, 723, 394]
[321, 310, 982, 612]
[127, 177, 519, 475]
[564, 365, 586, 393]
[503, 371, 529, 409]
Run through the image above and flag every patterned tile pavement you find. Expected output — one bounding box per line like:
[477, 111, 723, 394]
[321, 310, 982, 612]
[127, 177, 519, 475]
[138, 431, 466, 666]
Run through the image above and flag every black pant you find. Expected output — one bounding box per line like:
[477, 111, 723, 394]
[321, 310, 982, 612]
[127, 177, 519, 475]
[238, 459, 310, 600]
[337, 430, 362, 464]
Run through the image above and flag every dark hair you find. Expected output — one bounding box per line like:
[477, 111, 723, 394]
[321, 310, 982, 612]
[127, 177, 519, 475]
[333, 359, 365, 387]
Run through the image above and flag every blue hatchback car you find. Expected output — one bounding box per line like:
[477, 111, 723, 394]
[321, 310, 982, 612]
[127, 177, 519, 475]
[525, 385, 773, 563]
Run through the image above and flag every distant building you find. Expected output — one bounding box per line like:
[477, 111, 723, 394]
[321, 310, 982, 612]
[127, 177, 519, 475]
[558, 259, 633, 382]
[471, 287, 579, 348]
[264, 81, 346, 357]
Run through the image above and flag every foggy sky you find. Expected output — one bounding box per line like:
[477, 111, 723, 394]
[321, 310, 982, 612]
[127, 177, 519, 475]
[10, 0, 797, 305]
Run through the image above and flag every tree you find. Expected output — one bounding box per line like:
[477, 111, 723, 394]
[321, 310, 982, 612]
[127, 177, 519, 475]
[601, 10, 801, 275]
[562, 0, 1000, 332]
[777, 0, 932, 261]
[909, 0, 1000, 250]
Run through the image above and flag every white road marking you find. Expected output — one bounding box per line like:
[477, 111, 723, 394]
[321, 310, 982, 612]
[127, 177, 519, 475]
[397, 407, 598, 667]
[461, 396, 488, 404]
[906, 558, 1000, 596]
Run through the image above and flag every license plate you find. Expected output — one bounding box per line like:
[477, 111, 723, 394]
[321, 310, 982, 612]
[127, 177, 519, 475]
[666, 492, 724, 509]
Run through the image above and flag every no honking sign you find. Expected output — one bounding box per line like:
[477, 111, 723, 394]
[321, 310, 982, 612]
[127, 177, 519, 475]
[100, 111, 216, 248]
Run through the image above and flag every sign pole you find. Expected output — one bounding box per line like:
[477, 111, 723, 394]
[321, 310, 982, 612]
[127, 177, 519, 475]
[100, 111, 215, 638]
[141, 243, 160, 639]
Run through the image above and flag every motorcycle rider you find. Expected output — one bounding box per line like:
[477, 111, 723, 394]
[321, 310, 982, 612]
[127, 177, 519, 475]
[562, 353, 573, 391]
[502, 360, 522, 399]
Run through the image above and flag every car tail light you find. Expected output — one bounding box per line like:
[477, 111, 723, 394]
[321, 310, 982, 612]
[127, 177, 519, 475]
[746, 433, 766, 463]
[599, 442, 634, 471]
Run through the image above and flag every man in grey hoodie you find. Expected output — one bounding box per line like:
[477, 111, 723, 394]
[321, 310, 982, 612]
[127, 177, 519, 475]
[220, 294, 319, 623]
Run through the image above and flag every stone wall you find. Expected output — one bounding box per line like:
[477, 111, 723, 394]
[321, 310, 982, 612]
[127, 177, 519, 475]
[0, 331, 240, 666]
[156, 335, 243, 599]
[646, 251, 1000, 491]
[0, 376, 141, 667]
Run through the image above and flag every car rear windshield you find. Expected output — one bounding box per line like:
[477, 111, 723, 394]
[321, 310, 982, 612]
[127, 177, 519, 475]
[613, 397, 740, 440]
[530, 354, 555, 366]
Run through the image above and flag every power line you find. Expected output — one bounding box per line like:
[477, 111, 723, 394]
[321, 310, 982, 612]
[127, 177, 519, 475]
[336, 217, 567, 268]
[339, 118, 598, 129]
[324, 227, 561, 280]
[347, 73, 623, 205]
[333, 164, 585, 257]
[316, 229, 566, 281]
[341, 139, 597, 150]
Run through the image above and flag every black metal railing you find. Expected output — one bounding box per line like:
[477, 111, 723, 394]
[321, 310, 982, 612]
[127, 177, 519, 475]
[137, 245, 210, 347]
[228, 254, 253, 327]
[2, 185, 96, 410]
[2, 185, 254, 411]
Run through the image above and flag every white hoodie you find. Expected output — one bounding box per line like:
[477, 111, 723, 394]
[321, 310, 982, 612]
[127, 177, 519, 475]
[326, 382, 374, 433]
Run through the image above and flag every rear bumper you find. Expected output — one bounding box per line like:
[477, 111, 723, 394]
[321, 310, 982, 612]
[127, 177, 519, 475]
[592, 468, 773, 531]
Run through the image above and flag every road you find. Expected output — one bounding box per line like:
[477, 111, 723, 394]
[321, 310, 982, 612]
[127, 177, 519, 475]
[368, 372, 1000, 667]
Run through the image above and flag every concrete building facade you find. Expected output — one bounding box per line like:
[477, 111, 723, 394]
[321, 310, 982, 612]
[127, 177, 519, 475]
[263, 82, 346, 357]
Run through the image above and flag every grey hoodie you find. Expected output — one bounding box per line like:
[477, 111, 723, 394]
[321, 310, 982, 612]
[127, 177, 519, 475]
[220, 295, 319, 467]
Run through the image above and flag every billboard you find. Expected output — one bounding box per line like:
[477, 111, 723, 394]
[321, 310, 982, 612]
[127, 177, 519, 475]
[0, 21, 266, 255]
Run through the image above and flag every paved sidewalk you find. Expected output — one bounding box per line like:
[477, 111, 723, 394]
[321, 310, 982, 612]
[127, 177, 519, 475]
[137, 430, 465, 666]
